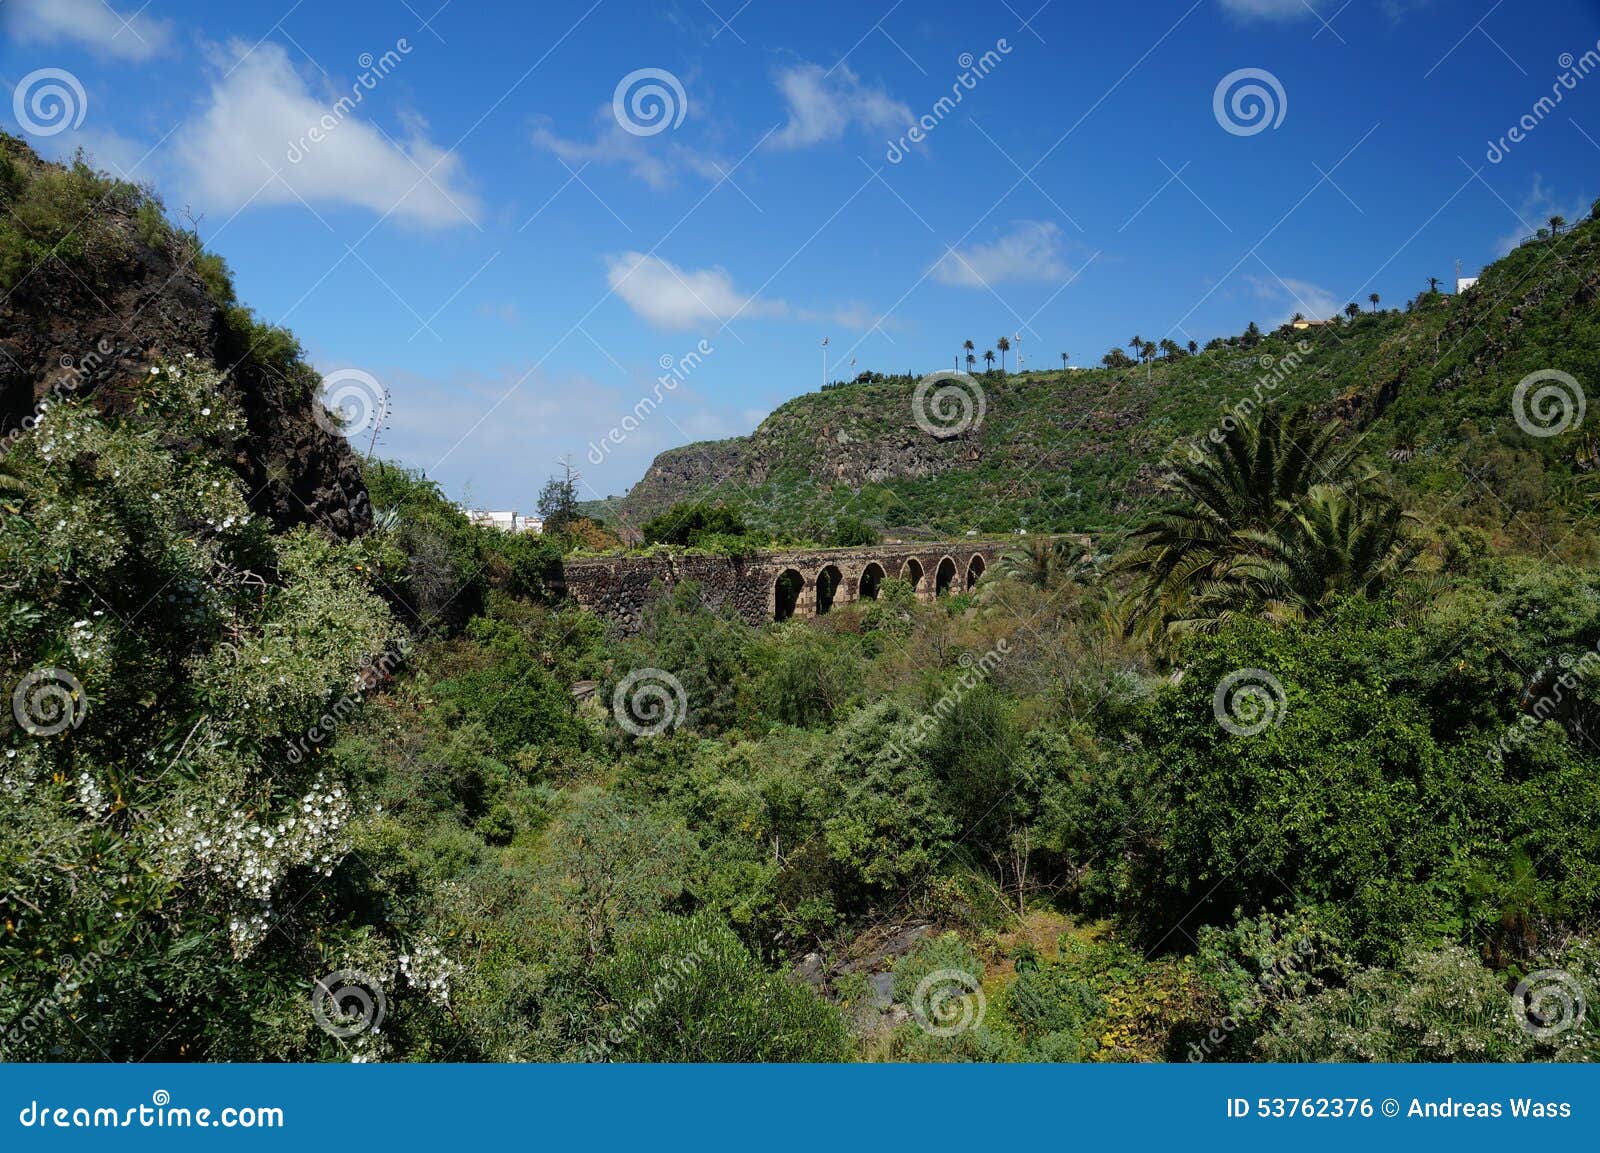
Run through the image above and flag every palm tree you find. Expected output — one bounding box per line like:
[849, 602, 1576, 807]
[1127, 334, 1143, 360]
[1116, 405, 1402, 641]
[1060, 352, 1069, 370]
[1549, 215, 1566, 240]
[996, 335, 1011, 373]
[963, 338, 975, 366]
[1344, 302, 1361, 320]
[1368, 293, 1380, 312]
[992, 536, 1093, 590]
[1206, 486, 1419, 627]
[1290, 311, 1305, 325]
[1187, 340, 1198, 356]
[1158, 338, 1181, 360]
[966, 352, 977, 372]
[983, 349, 995, 371]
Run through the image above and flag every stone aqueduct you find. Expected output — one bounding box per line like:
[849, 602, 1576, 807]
[558, 542, 1006, 634]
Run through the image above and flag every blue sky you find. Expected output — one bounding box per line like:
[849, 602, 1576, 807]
[3, 0, 1598, 509]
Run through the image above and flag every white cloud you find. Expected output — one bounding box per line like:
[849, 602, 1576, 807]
[530, 111, 723, 189]
[1247, 274, 1341, 326]
[769, 63, 911, 149]
[175, 42, 478, 228]
[365, 361, 745, 504]
[1492, 175, 1591, 255]
[605, 252, 788, 330]
[1217, 0, 1323, 20]
[931, 221, 1071, 288]
[5, 0, 172, 60]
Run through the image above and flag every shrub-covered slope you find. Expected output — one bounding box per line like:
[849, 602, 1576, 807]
[602, 209, 1600, 543]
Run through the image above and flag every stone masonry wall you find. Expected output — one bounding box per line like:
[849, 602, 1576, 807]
[559, 542, 1006, 634]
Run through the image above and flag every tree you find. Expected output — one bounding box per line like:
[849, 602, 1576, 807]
[1549, 214, 1566, 237]
[992, 536, 1090, 590]
[1187, 340, 1198, 356]
[538, 455, 580, 531]
[1428, 276, 1440, 293]
[966, 352, 977, 372]
[997, 335, 1011, 373]
[1344, 302, 1362, 320]
[1368, 292, 1380, 312]
[963, 338, 975, 366]
[593, 912, 848, 1062]
[1060, 352, 1069, 370]
[1158, 338, 1181, 360]
[1127, 334, 1144, 359]
[1241, 321, 1263, 347]
[1101, 347, 1135, 369]
[983, 348, 995, 371]
[641, 501, 748, 547]
[1117, 405, 1409, 641]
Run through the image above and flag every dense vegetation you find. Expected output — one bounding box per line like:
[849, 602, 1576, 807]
[2, 155, 1599, 1062]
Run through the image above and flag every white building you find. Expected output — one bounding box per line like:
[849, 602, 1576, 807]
[1456, 276, 1479, 293]
[466, 509, 543, 534]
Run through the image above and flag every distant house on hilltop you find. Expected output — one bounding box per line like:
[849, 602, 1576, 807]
[1291, 316, 1336, 330]
[466, 509, 543, 534]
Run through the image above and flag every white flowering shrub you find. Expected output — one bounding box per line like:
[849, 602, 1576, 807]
[0, 361, 400, 1058]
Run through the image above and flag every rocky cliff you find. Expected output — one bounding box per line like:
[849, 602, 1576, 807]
[0, 136, 370, 537]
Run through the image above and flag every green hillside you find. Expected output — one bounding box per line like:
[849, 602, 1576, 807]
[597, 208, 1600, 551]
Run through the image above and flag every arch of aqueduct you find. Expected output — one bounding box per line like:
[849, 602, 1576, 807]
[558, 542, 1005, 634]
